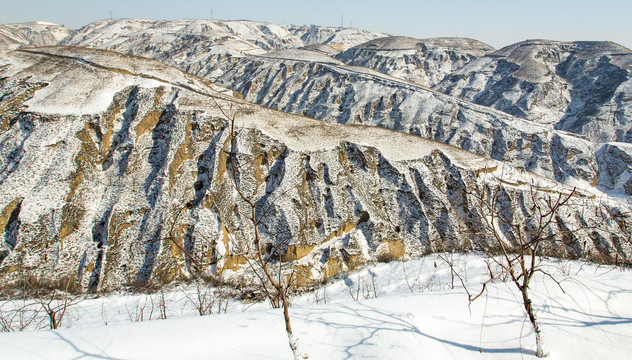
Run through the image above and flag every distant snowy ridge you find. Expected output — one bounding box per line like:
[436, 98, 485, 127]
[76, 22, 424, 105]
[59, 19, 388, 79]
[55, 19, 632, 149]
[288, 24, 389, 51]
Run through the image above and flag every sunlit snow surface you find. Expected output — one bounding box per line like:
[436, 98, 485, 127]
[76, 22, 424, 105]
[1, 254, 631, 359]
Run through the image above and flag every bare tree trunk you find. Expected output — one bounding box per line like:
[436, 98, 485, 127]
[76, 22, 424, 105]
[282, 294, 301, 360]
[521, 286, 547, 358]
[254, 227, 303, 359]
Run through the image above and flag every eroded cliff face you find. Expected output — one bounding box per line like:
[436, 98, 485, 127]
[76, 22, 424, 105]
[0, 47, 628, 293]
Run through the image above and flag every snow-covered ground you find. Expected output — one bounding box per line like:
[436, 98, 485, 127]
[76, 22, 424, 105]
[1, 254, 631, 359]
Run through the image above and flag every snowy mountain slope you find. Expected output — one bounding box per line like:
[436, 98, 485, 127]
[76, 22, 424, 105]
[434, 40, 632, 143]
[215, 52, 605, 189]
[256, 48, 346, 65]
[336, 36, 495, 87]
[1, 256, 631, 360]
[56, 20, 632, 148]
[0, 46, 625, 293]
[0, 21, 71, 50]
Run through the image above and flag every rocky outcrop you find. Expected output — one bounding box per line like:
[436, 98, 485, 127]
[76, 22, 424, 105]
[0, 47, 626, 293]
[595, 142, 632, 196]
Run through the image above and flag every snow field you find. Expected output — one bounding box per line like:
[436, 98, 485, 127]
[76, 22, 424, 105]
[1, 254, 631, 359]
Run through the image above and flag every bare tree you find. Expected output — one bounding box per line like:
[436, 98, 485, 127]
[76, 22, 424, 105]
[345, 271, 381, 301]
[0, 300, 39, 332]
[184, 279, 229, 316]
[144, 95, 305, 358]
[223, 111, 305, 359]
[466, 181, 583, 358]
[189, 98, 306, 359]
[26, 278, 80, 330]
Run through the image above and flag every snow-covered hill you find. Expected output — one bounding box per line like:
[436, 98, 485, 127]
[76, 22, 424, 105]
[0, 21, 71, 50]
[336, 36, 495, 87]
[47, 20, 632, 197]
[435, 40, 632, 143]
[12, 20, 631, 149]
[0, 46, 625, 293]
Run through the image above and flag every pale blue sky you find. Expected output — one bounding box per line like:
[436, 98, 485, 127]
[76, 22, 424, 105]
[2, 0, 631, 50]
